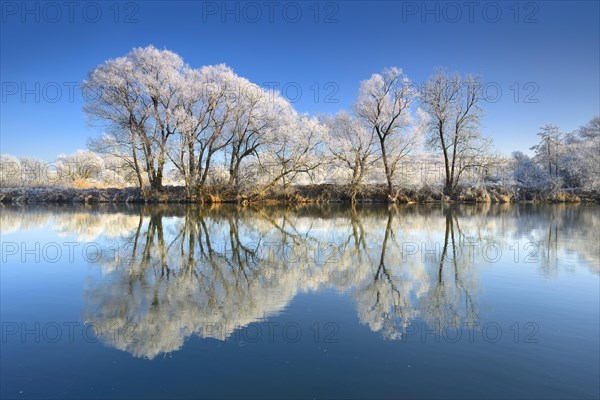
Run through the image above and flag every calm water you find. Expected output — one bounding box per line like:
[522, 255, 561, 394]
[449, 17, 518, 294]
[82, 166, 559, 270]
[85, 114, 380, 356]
[1, 204, 598, 399]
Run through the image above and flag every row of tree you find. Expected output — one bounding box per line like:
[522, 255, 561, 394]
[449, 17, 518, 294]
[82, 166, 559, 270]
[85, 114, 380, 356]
[81, 46, 495, 200]
[1, 46, 598, 198]
[84, 47, 325, 198]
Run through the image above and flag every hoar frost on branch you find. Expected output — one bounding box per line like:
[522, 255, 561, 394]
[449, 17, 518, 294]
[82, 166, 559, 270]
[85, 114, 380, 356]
[420, 69, 496, 196]
[355, 67, 422, 200]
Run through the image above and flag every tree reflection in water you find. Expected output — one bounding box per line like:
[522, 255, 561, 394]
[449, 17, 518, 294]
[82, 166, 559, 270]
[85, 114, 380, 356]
[1, 203, 597, 358]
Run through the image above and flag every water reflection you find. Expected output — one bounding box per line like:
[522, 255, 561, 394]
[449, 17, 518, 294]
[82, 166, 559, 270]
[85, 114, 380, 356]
[1, 203, 598, 358]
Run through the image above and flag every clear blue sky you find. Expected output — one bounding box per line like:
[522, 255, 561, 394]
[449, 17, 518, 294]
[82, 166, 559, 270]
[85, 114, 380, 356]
[1, 0, 599, 159]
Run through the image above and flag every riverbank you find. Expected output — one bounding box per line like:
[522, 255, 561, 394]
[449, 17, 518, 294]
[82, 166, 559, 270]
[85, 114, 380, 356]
[1, 185, 598, 205]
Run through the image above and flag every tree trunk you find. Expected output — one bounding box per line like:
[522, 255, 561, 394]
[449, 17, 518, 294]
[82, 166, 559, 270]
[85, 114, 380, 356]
[438, 122, 452, 196]
[380, 137, 394, 199]
[131, 146, 143, 190]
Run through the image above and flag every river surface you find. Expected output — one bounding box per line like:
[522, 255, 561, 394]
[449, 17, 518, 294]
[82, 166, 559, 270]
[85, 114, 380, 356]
[1, 204, 599, 399]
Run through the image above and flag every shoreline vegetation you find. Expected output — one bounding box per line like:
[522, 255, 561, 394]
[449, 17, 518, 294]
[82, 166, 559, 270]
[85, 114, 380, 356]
[2, 47, 598, 205]
[1, 184, 597, 205]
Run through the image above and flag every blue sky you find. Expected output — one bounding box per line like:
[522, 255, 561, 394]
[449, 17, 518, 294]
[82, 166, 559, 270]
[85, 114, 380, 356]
[1, 0, 599, 160]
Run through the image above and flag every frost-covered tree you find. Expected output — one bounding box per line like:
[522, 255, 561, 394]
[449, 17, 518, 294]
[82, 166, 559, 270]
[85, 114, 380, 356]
[578, 116, 600, 140]
[87, 128, 145, 188]
[167, 64, 238, 197]
[0, 154, 22, 187]
[421, 69, 492, 196]
[18, 157, 51, 187]
[258, 114, 326, 194]
[559, 117, 600, 190]
[324, 112, 379, 202]
[525, 119, 599, 191]
[530, 124, 563, 178]
[84, 52, 147, 189]
[355, 67, 418, 200]
[224, 80, 282, 193]
[574, 117, 600, 190]
[84, 46, 189, 191]
[56, 150, 104, 183]
[511, 151, 546, 189]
